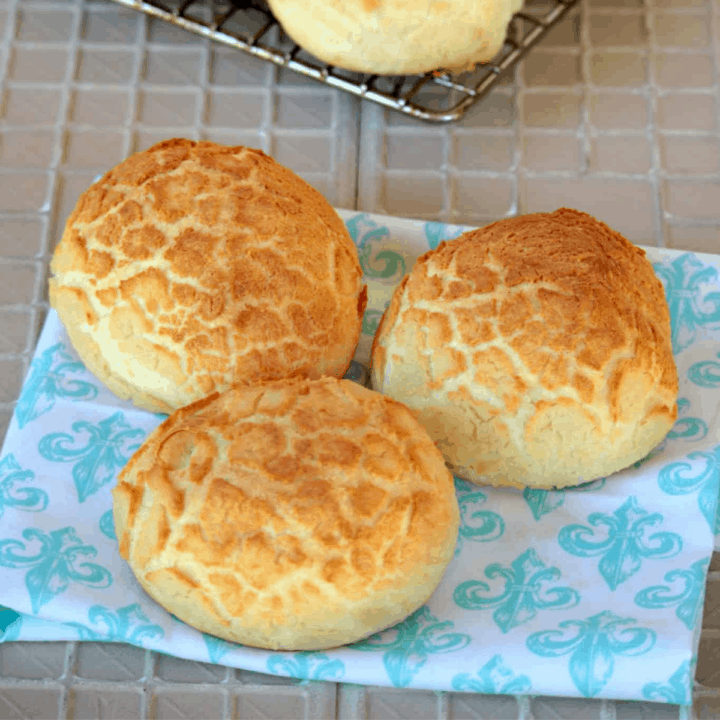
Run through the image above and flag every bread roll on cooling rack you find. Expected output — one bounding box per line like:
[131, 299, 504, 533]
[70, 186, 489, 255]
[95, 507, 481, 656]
[49, 139, 366, 414]
[371, 208, 679, 490]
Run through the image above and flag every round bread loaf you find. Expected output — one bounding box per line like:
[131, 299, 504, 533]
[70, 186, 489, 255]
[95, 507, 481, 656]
[371, 208, 679, 490]
[266, 0, 523, 76]
[112, 377, 459, 651]
[49, 139, 366, 414]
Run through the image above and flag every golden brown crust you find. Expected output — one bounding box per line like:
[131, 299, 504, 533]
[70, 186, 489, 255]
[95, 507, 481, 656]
[50, 139, 365, 413]
[112, 377, 459, 651]
[371, 208, 679, 489]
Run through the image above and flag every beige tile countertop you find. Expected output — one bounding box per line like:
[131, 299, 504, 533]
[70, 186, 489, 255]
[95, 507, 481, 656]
[1, 0, 720, 718]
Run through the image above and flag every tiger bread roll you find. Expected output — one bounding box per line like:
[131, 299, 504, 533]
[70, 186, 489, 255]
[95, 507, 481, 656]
[49, 139, 366, 414]
[265, 0, 524, 76]
[112, 377, 459, 651]
[371, 208, 679, 490]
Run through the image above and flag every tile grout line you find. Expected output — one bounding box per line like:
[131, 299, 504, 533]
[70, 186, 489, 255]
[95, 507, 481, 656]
[120, 0, 148, 159]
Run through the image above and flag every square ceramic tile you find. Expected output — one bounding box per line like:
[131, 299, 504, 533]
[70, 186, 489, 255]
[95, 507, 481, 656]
[205, 89, 267, 128]
[81, 8, 138, 43]
[615, 701, 680, 719]
[589, 134, 652, 172]
[520, 175, 656, 240]
[522, 92, 582, 127]
[448, 693, 520, 719]
[459, 91, 518, 129]
[70, 688, 143, 720]
[0, 172, 49, 212]
[656, 0, 707, 7]
[661, 135, 719, 174]
[695, 694, 720, 719]
[137, 89, 198, 127]
[704, 578, 720, 628]
[0, 216, 45, 257]
[654, 53, 715, 88]
[146, 15, 202, 44]
[154, 654, 228, 683]
[0, 642, 66, 679]
[588, 92, 648, 129]
[143, 48, 203, 85]
[451, 175, 514, 221]
[589, 13, 648, 46]
[271, 135, 333, 174]
[0, 688, 61, 720]
[16, 9, 74, 42]
[199, 128, 267, 152]
[69, 89, 129, 126]
[666, 224, 720, 253]
[541, 10, 581, 46]
[0, 358, 26, 403]
[522, 133, 581, 170]
[0, 262, 37, 304]
[76, 48, 135, 83]
[235, 692, 308, 720]
[452, 133, 515, 171]
[532, 697, 607, 719]
[522, 52, 581, 86]
[0, 309, 32, 353]
[0, 130, 56, 168]
[367, 689, 441, 719]
[664, 180, 720, 219]
[210, 48, 272, 86]
[75, 643, 146, 681]
[653, 12, 710, 47]
[9, 47, 69, 82]
[384, 133, 445, 171]
[152, 690, 224, 720]
[0, 410, 12, 446]
[379, 173, 445, 218]
[52, 171, 100, 245]
[588, 0, 643, 6]
[2, 87, 62, 125]
[590, 52, 647, 86]
[275, 92, 334, 129]
[657, 93, 715, 130]
[62, 129, 125, 168]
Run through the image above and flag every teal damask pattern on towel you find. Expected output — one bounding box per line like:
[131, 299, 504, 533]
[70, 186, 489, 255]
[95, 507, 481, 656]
[524, 479, 606, 522]
[634, 558, 710, 631]
[266, 652, 345, 684]
[653, 253, 720, 355]
[99, 509, 117, 541]
[346, 214, 405, 283]
[15, 343, 99, 429]
[451, 654, 532, 695]
[454, 477, 505, 556]
[349, 606, 471, 688]
[453, 549, 580, 633]
[668, 398, 708, 442]
[658, 447, 720, 535]
[0, 527, 112, 613]
[38, 412, 145, 503]
[204, 633, 244, 665]
[688, 353, 720, 387]
[642, 659, 695, 705]
[0, 607, 21, 642]
[0, 454, 48, 519]
[423, 221, 469, 250]
[558, 497, 683, 591]
[66, 603, 164, 645]
[526, 611, 656, 698]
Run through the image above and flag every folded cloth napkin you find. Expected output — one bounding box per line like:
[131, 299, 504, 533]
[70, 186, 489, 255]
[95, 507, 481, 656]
[1, 211, 719, 705]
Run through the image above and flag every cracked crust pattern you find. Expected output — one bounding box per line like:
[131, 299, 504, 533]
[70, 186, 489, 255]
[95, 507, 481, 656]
[112, 377, 459, 651]
[371, 208, 679, 489]
[49, 139, 366, 413]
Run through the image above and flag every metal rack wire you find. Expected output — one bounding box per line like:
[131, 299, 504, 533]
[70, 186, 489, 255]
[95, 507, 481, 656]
[110, 0, 579, 123]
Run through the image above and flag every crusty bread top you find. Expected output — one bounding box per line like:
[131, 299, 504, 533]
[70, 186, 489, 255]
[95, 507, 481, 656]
[112, 377, 459, 650]
[371, 208, 678, 488]
[49, 140, 365, 413]
[266, 0, 523, 76]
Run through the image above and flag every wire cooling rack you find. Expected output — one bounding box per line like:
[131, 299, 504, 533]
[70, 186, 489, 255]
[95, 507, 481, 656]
[109, 0, 579, 123]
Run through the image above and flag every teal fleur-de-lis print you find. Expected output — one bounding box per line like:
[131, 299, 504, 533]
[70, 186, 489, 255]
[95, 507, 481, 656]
[99, 510, 117, 541]
[653, 253, 720, 355]
[658, 446, 720, 535]
[642, 658, 695, 705]
[667, 398, 708, 442]
[0, 454, 48, 519]
[203, 633, 243, 664]
[266, 652, 345, 685]
[454, 476, 505, 556]
[634, 558, 710, 631]
[526, 610, 656, 698]
[68, 603, 164, 645]
[0, 526, 112, 613]
[38, 412, 145, 503]
[524, 479, 606, 521]
[350, 606, 472, 688]
[424, 221, 468, 250]
[0, 607, 22, 643]
[15, 343, 99, 429]
[346, 213, 405, 282]
[453, 548, 580, 633]
[688, 352, 720, 388]
[558, 496, 683, 591]
[451, 654, 531, 695]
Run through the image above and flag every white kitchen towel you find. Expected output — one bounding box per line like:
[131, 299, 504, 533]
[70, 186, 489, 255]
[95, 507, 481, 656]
[1, 210, 719, 704]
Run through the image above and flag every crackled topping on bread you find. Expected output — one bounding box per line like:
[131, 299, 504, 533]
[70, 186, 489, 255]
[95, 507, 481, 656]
[112, 377, 459, 651]
[371, 208, 679, 489]
[49, 139, 365, 413]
